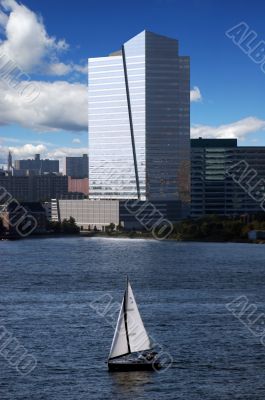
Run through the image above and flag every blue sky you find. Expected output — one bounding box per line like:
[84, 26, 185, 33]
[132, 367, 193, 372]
[0, 0, 265, 167]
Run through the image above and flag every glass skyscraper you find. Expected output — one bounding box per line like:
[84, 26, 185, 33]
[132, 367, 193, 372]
[88, 31, 190, 205]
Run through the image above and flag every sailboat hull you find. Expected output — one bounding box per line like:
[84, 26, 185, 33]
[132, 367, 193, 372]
[108, 361, 162, 372]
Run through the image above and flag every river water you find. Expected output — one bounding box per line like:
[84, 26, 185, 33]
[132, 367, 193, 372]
[0, 237, 265, 399]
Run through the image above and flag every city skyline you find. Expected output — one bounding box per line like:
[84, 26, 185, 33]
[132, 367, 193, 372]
[0, 0, 265, 168]
[0, 3, 265, 397]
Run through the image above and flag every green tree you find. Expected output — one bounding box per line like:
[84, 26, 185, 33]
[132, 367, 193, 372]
[47, 221, 61, 233]
[106, 222, 115, 233]
[61, 217, 80, 234]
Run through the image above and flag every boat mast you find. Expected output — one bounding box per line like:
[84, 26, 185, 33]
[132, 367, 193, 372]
[124, 275, 131, 354]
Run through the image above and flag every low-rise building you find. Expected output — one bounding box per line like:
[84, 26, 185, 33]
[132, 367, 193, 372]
[52, 199, 119, 230]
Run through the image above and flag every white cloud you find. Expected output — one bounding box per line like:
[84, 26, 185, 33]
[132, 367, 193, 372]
[72, 138, 81, 144]
[8, 143, 47, 157]
[0, 9, 8, 28]
[73, 64, 87, 74]
[191, 117, 265, 139]
[47, 147, 88, 158]
[0, 0, 88, 133]
[0, 0, 85, 76]
[0, 0, 68, 73]
[46, 62, 72, 76]
[0, 80, 88, 131]
[0, 142, 47, 164]
[45, 62, 87, 76]
[0, 142, 88, 168]
[190, 86, 202, 102]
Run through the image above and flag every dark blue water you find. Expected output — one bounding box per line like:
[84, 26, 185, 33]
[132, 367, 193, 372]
[1, 237, 265, 399]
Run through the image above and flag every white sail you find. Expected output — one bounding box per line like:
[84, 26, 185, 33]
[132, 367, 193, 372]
[108, 280, 151, 360]
[108, 295, 129, 359]
[126, 282, 151, 353]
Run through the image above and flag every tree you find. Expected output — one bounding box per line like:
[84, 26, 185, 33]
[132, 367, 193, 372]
[117, 223, 124, 232]
[106, 222, 115, 233]
[61, 217, 80, 234]
[47, 221, 61, 233]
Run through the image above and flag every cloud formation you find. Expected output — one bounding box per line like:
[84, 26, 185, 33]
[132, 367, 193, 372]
[191, 117, 265, 139]
[4, 143, 46, 157]
[72, 138, 81, 144]
[0, 80, 88, 131]
[190, 86, 202, 102]
[0, 0, 85, 76]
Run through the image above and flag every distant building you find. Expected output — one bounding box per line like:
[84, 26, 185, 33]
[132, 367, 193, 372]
[14, 154, 59, 175]
[53, 199, 119, 230]
[7, 151, 12, 172]
[68, 177, 89, 196]
[65, 154, 88, 178]
[36, 175, 69, 201]
[191, 138, 265, 217]
[0, 174, 68, 202]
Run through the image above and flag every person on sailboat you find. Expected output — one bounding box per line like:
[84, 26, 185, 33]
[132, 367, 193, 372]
[141, 351, 158, 361]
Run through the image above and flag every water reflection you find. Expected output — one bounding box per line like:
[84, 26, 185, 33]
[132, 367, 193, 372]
[110, 371, 153, 395]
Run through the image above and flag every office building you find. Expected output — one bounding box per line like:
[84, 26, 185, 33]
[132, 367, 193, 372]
[191, 138, 265, 217]
[53, 199, 119, 230]
[0, 174, 68, 202]
[68, 177, 89, 196]
[88, 31, 190, 213]
[15, 154, 59, 175]
[65, 154, 88, 179]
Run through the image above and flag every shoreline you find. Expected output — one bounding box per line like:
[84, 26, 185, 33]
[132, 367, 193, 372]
[1, 231, 263, 245]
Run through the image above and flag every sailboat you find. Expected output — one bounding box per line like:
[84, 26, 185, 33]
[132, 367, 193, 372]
[108, 278, 162, 372]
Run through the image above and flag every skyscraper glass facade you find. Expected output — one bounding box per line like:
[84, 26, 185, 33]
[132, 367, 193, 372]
[88, 31, 190, 204]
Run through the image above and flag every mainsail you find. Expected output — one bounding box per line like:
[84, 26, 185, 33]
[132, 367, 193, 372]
[108, 279, 151, 360]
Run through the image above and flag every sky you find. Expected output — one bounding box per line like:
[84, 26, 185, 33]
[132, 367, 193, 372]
[0, 0, 265, 168]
